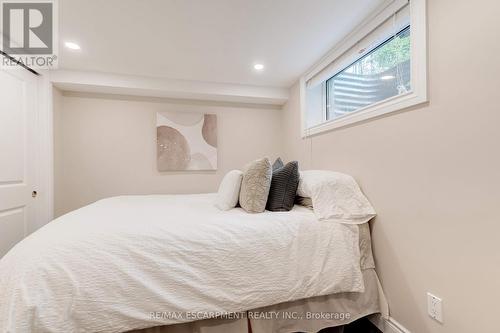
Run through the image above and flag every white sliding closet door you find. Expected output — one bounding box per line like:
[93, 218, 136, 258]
[0, 66, 38, 258]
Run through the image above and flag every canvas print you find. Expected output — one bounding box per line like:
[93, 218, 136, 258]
[156, 112, 217, 171]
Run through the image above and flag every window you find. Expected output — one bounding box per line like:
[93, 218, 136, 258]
[301, 0, 427, 137]
[326, 26, 411, 120]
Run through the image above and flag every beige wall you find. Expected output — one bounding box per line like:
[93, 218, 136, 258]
[53, 88, 64, 217]
[282, 1, 500, 332]
[54, 93, 282, 217]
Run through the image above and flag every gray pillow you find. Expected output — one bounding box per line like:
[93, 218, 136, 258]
[272, 157, 284, 171]
[239, 158, 272, 213]
[266, 160, 300, 211]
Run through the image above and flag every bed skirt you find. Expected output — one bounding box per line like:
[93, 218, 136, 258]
[129, 269, 387, 333]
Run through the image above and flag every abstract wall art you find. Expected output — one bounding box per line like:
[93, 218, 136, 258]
[156, 111, 218, 171]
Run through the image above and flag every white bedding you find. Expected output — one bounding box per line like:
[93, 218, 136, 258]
[0, 194, 364, 333]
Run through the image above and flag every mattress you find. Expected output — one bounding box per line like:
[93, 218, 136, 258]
[0, 194, 373, 333]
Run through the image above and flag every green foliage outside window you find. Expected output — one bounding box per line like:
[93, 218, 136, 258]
[348, 26, 411, 75]
[373, 27, 411, 72]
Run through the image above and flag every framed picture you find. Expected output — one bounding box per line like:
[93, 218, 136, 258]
[156, 111, 217, 171]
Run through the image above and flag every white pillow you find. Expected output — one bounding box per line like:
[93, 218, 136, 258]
[215, 170, 243, 211]
[298, 170, 376, 224]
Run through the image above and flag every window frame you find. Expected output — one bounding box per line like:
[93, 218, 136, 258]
[300, 0, 427, 137]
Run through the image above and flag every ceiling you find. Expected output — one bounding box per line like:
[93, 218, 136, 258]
[59, 0, 384, 88]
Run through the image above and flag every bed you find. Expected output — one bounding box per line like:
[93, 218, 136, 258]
[0, 193, 387, 333]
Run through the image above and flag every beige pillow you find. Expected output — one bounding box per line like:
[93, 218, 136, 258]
[239, 158, 272, 213]
[295, 196, 313, 209]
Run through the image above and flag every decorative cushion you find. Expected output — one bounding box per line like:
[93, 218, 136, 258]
[266, 160, 300, 211]
[215, 170, 243, 211]
[272, 157, 284, 171]
[239, 158, 272, 213]
[295, 196, 313, 209]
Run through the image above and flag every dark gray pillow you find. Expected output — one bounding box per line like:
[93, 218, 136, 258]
[266, 160, 299, 211]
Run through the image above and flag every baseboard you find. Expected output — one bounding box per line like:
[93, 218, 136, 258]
[368, 314, 411, 333]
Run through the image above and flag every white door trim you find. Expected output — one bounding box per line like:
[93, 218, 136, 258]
[34, 71, 54, 229]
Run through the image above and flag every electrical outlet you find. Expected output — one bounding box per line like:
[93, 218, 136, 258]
[427, 292, 443, 323]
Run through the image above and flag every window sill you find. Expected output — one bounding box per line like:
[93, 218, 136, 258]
[302, 90, 427, 137]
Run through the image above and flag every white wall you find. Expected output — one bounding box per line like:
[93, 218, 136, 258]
[54, 92, 282, 216]
[282, 1, 500, 332]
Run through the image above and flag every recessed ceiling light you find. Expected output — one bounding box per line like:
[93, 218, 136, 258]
[381, 75, 395, 80]
[65, 42, 81, 50]
[254, 63, 264, 71]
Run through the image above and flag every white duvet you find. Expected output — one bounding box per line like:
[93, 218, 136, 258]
[0, 194, 364, 333]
